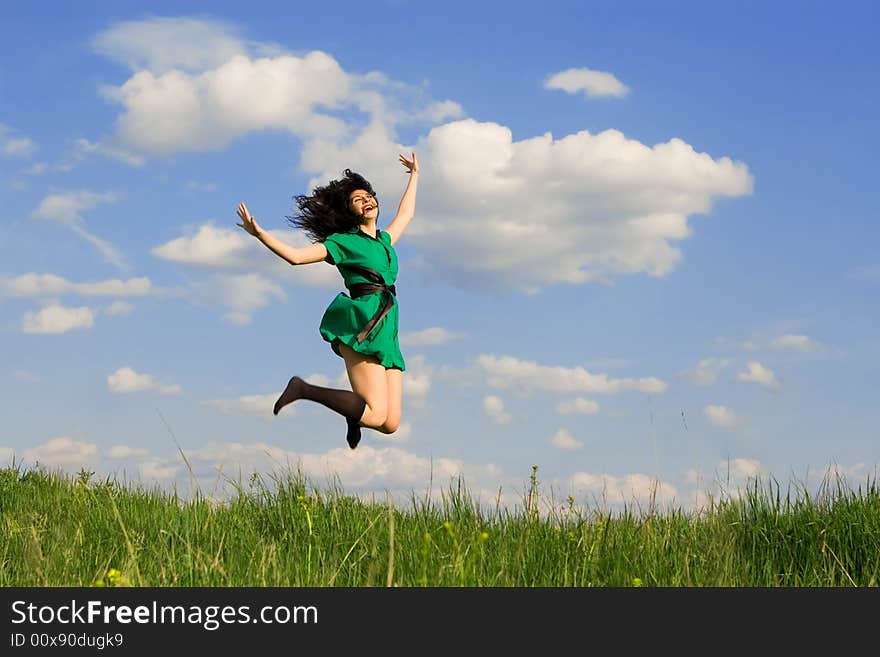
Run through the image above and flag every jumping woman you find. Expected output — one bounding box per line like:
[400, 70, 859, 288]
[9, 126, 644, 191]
[236, 152, 419, 449]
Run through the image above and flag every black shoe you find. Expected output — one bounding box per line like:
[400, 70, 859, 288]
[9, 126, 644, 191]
[346, 418, 362, 449]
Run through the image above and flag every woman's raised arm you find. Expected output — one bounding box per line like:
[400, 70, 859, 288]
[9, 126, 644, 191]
[385, 152, 419, 245]
[236, 202, 328, 265]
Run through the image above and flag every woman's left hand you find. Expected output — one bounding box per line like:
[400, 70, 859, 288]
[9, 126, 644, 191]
[399, 151, 419, 175]
[236, 202, 261, 237]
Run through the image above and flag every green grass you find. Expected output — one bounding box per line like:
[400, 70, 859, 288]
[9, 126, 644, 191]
[1, 463, 878, 586]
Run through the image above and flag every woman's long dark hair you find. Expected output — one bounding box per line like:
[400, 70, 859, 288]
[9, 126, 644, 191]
[287, 169, 377, 242]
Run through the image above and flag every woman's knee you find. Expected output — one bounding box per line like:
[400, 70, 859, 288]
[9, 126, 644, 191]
[379, 411, 400, 434]
[363, 401, 388, 428]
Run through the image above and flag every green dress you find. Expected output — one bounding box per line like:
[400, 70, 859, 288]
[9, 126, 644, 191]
[319, 228, 405, 371]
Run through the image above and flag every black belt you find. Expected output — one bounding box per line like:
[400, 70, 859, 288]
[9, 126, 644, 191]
[344, 264, 397, 343]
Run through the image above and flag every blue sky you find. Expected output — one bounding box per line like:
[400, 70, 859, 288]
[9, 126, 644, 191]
[2, 0, 878, 513]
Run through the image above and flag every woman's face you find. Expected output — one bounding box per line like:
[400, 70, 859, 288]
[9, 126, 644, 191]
[349, 189, 378, 222]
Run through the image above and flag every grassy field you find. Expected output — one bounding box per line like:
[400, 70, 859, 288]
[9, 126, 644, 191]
[1, 463, 878, 587]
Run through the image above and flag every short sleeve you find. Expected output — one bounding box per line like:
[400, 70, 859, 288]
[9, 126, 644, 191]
[322, 235, 346, 265]
[378, 230, 392, 246]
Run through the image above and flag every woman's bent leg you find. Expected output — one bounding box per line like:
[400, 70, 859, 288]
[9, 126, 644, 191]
[339, 343, 389, 429]
[272, 374, 366, 449]
[376, 367, 402, 434]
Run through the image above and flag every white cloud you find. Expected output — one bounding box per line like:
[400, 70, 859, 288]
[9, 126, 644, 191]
[152, 223, 341, 290]
[97, 50, 352, 157]
[545, 67, 630, 98]
[770, 334, 822, 352]
[21, 304, 94, 334]
[403, 119, 753, 292]
[0, 447, 14, 463]
[814, 462, 877, 487]
[683, 357, 732, 386]
[93, 16, 463, 143]
[107, 366, 182, 395]
[736, 361, 782, 390]
[187, 442, 477, 491]
[567, 471, 679, 508]
[683, 468, 706, 486]
[550, 428, 582, 450]
[187, 273, 286, 325]
[0, 273, 154, 298]
[91, 23, 462, 163]
[403, 355, 432, 406]
[30, 190, 126, 269]
[7, 140, 36, 156]
[151, 223, 255, 268]
[710, 458, 764, 499]
[31, 190, 118, 225]
[72, 226, 129, 270]
[685, 458, 769, 510]
[419, 100, 465, 123]
[74, 138, 145, 166]
[686, 458, 763, 497]
[483, 395, 512, 424]
[90, 19, 749, 294]
[0, 123, 36, 157]
[23, 437, 98, 468]
[727, 458, 761, 479]
[92, 16, 250, 74]
[186, 180, 217, 192]
[556, 398, 600, 415]
[108, 445, 150, 459]
[105, 300, 134, 316]
[3, 137, 36, 157]
[400, 327, 466, 347]
[477, 354, 666, 394]
[704, 404, 738, 428]
[202, 393, 280, 418]
[137, 459, 181, 481]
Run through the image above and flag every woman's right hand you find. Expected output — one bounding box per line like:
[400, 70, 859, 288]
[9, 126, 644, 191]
[236, 202, 261, 237]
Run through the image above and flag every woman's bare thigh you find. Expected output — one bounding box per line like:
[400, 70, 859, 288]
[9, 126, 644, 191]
[339, 343, 388, 428]
[381, 367, 403, 434]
